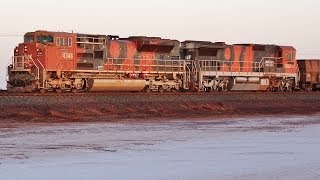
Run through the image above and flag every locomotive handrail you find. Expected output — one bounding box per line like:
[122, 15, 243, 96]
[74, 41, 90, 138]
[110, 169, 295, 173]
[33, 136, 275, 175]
[183, 60, 192, 89]
[296, 63, 301, 87]
[196, 57, 286, 74]
[10, 56, 15, 69]
[259, 57, 282, 67]
[12, 56, 23, 70]
[103, 58, 185, 73]
[12, 55, 32, 70]
[197, 59, 264, 73]
[11, 55, 41, 81]
[28, 56, 40, 81]
[36, 58, 45, 69]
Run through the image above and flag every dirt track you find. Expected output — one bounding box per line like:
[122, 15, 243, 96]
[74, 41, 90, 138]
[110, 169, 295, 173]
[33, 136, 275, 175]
[0, 92, 319, 127]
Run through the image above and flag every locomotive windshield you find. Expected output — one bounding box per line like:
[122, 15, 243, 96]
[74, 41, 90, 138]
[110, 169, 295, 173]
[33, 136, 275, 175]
[24, 35, 35, 43]
[37, 35, 54, 43]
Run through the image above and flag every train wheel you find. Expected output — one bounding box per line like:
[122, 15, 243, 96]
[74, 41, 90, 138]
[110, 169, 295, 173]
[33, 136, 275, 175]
[146, 88, 152, 93]
[55, 88, 63, 93]
[171, 88, 178, 93]
[71, 88, 78, 93]
[144, 86, 152, 93]
[158, 86, 165, 93]
[305, 86, 312, 92]
[39, 88, 46, 93]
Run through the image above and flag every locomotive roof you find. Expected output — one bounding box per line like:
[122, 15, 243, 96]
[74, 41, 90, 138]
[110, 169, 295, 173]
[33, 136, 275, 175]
[122, 36, 179, 42]
[234, 43, 295, 49]
[25, 30, 74, 36]
[77, 33, 107, 38]
[297, 59, 320, 61]
[120, 36, 179, 47]
[25, 30, 110, 38]
[24, 30, 295, 50]
[181, 41, 227, 49]
[182, 40, 225, 44]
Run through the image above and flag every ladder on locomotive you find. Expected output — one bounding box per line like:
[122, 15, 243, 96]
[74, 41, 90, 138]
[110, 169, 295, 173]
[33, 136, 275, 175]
[182, 60, 192, 90]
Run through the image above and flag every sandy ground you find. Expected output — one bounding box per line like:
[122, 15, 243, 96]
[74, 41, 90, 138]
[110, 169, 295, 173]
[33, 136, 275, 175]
[0, 115, 320, 179]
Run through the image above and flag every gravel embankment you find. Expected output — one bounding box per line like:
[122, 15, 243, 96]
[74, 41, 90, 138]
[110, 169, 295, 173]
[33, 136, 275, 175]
[0, 93, 319, 126]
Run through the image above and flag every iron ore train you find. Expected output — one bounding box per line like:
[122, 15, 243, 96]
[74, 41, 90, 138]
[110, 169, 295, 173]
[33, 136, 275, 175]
[7, 30, 320, 93]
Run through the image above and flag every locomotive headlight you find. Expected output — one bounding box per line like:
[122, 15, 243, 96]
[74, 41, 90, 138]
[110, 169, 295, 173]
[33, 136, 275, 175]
[15, 49, 18, 52]
[36, 49, 43, 56]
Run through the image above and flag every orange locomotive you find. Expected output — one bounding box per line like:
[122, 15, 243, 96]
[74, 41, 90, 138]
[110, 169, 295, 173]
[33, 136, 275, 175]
[8, 31, 185, 93]
[181, 41, 299, 92]
[7, 30, 300, 93]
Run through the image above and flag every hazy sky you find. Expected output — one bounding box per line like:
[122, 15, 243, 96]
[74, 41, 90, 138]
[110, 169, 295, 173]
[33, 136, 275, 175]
[0, 0, 319, 89]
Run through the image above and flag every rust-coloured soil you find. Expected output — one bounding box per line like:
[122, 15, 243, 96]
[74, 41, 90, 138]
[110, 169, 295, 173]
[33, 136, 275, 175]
[0, 93, 319, 127]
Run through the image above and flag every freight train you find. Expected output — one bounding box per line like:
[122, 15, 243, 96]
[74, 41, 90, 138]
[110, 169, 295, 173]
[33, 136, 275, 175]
[7, 30, 320, 93]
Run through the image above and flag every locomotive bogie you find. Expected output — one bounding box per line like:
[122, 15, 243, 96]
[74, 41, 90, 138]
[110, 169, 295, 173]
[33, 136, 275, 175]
[202, 78, 229, 92]
[39, 75, 85, 93]
[146, 79, 182, 93]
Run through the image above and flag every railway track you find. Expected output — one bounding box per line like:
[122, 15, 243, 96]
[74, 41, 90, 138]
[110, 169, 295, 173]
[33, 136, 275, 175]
[0, 90, 318, 97]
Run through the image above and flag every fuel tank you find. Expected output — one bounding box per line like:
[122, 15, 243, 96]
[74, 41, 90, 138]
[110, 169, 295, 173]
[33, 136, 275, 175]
[87, 79, 146, 92]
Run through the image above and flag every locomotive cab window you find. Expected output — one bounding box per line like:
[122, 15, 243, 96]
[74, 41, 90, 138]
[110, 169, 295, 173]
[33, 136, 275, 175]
[24, 35, 35, 43]
[287, 52, 294, 61]
[56, 37, 60, 46]
[57, 37, 70, 46]
[37, 35, 54, 43]
[68, 38, 72, 47]
[59, 38, 64, 46]
[63, 38, 67, 46]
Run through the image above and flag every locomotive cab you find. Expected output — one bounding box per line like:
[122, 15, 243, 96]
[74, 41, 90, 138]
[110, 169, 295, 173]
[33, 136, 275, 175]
[8, 31, 50, 92]
[8, 31, 77, 92]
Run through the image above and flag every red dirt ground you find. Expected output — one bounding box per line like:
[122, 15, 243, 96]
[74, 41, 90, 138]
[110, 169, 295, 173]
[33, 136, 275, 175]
[0, 93, 319, 127]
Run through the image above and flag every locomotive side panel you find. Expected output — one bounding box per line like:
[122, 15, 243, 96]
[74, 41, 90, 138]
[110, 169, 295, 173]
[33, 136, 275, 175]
[76, 34, 107, 71]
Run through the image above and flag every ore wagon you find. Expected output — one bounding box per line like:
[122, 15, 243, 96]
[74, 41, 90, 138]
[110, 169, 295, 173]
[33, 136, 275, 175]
[297, 59, 320, 91]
